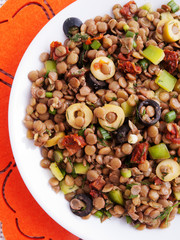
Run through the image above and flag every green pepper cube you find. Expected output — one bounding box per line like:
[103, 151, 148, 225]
[108, 189, 124, 205]
[53, 150, 63, 163]
[45, 92, 53, 98]
[94, 210, 103, 218]
[140, 3, 152, 12]
[148, 143, 170, 160]
[45, 60, 57, 72]
[164, 110, 176, 123]
[121, 101, 134, 117]
[50, 162, 65, 181]
[174, 191, 180, 200]
[142, 45, 165, 65]
[121, 169, 132, 178]
[90, 40, 101, 50]
[155, 70, 177, 92]
[74, 163, 89, 174]
[60, 180, 78, 194]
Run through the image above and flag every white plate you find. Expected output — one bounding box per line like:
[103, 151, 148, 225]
[8, 0, 180, 239]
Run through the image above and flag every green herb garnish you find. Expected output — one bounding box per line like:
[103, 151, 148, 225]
[126, 183, 138, 189]
[78, 128, 86, 136]
[155, 202, 180, 224]
[128, 194, 138, 199]
[70, 33, 89, 42]
[98, 127, 111, 140]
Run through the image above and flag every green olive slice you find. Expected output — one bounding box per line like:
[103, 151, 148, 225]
[156, 159, 180, 181]
[98, 104, 125, 131]
[66, 103, 93, 129]
[90, 57, 115, 81]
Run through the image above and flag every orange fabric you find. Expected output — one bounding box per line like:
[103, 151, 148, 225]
[0, 0, 79, 239]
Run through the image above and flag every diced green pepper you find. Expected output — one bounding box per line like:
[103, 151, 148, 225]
[126, 31, 135, 38]
[90, 40, 101, 50]
[121, 169, 132, 178]
[60, 180, 78, 194]
[148, 143, 170, 159]
[45, 92, 53, 98]
[174, 191, 180, 200]
[133, 40, 137, 48]
[155, 70, 177, 92]
[142, 45, 165, 65]
[140, 3, 152, 12]
[108, 189, 124, 205]
[123, 24, 129, 32]
[121, 101, 134, 117]
[53, 150, 63, 163]
[94, 210, 103, 218]
[161, 12, 174, 21]
[50, 162, 65, 181]
[45, 60, 57, 72]
[167, 0, 180, 13]
[164, 110, 176, 123]
[74, 163, 89, 174]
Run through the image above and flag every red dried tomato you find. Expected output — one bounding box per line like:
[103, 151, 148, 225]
[120, 1, 136, 19]
[50, 41, 62, 59]
[165, 123, 180, 144]
[85, 33, 104, 45]
[163, 49, 178, 74]
[131, 142, 149, 164]
[118, 52, 132, 61]
[154, 177, 162, 185]
[62, 134, 86, 156]
[89, 189, 99, 198]
[118, 61, 142, 75]
[90, 176, 106, 191]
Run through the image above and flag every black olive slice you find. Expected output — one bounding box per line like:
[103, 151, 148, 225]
[70, 194, 93, 217]
[85, 71, 108, 91]
[138, 99, 161, 126]
[63, 17, 83, 37]
[115, 118, 130, 144]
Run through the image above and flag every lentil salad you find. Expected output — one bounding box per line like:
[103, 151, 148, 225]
[24, 0, 180, 230]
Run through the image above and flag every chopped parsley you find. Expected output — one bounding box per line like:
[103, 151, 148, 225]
[155, 202, 180, 224]
[70, 33, 89, 42]
[98, 127, 111, 140]
[128, 194, 138, 199]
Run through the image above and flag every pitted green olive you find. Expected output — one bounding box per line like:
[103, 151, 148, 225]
[66, 103, 93, 129]
[90, 57, 115, 81]
[98, 104, 125, 131]
[156, 159, 180, 181]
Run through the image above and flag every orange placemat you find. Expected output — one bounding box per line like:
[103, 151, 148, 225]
[0, 0, 81, 239]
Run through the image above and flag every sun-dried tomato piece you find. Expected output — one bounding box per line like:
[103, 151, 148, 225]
[163, 49, 178, 74]
[131, 142, 149, 164]
[85, 33, 104, 45]
[120, 1, 136, 19]
[90, 176, 106, 191]
[154, 177, 162, 185]
[50, 41, 62, 59]
[89, 189, 99, 198]
[118, 52, 132, 61]
[62, 134, 86, 156]
[165, 123, 180, 144]
[118, 61, 142, 75]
